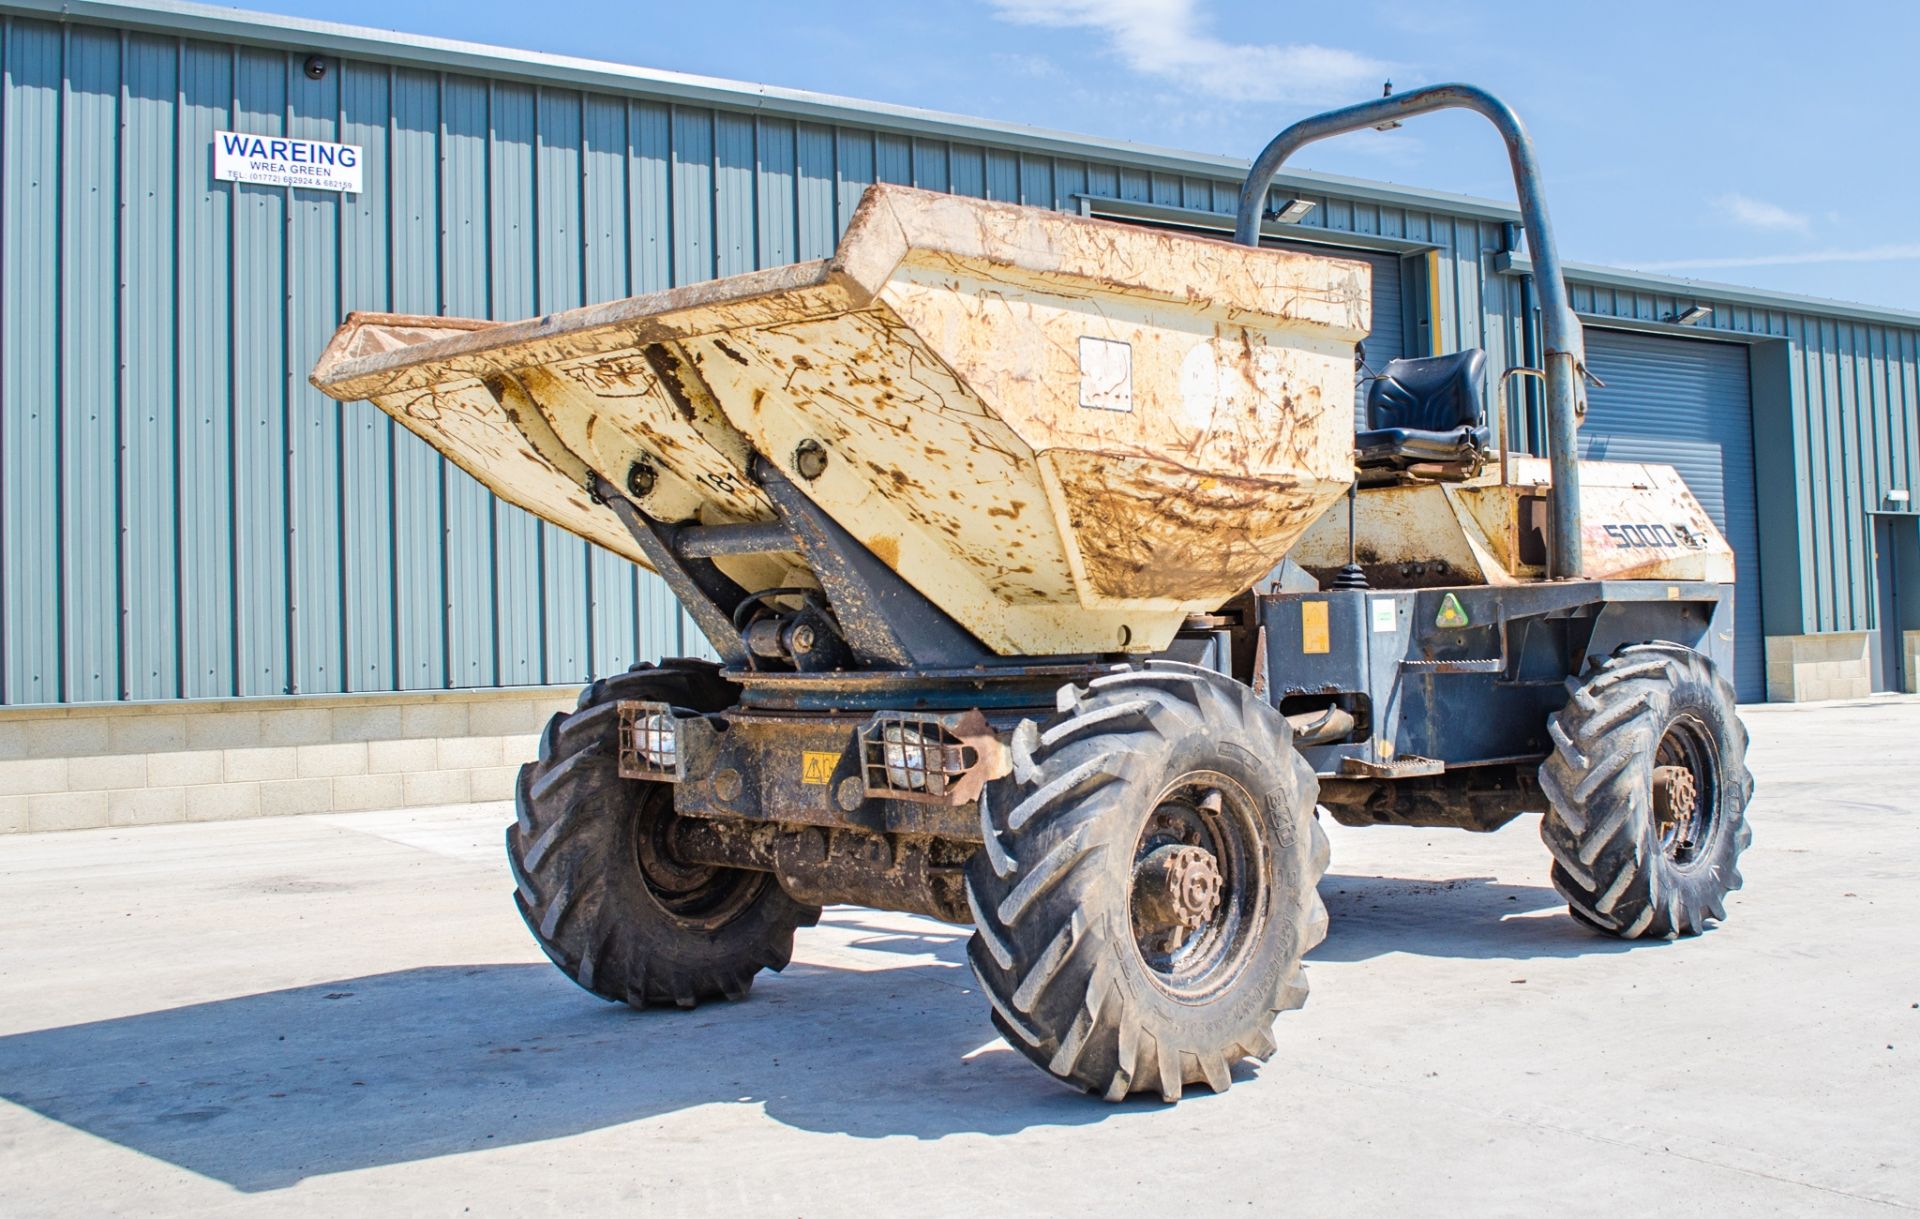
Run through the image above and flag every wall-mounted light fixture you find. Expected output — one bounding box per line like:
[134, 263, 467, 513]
[1888, 489, 1912, 509]
[1266, 196, 1317, 223]
[1669, 304, 1713, 326]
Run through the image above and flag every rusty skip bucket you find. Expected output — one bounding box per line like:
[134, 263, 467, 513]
[310, 184, 1371, 656]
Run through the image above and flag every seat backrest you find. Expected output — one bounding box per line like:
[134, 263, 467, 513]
[1364, 349, 1487, 434]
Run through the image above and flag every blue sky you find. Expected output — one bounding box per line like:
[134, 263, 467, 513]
[246, 0, 1918, 311]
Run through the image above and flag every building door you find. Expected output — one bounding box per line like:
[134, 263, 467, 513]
[1872, 516, 1913, 693]
[1270, 242, 1406, 425]
[1579, 328, 1764, 701]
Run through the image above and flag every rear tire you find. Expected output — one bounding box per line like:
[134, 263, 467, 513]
[1539, 643, 1753, 939]
[508, 659, 819, 1007]
[965, 662, 1328, 1101]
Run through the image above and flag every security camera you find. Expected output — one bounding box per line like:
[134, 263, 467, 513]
[304, 54, 327, 81]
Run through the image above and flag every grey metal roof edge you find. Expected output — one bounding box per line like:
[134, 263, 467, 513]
[1077, 195, 1436, 255]
[0, 0, 1521, 223]
[24, 0, 1912, 328]
[1494, 251, 1920, 332]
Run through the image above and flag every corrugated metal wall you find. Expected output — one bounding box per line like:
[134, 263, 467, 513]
[4, 9, 1911, 705]
[0, 12, 1515, 706]
[1566, 282, 1920, 635]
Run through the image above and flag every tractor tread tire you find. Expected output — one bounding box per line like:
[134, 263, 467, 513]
[1539, 642, 1753, 940]
[509, 659, 818, 1008]
[966, 662, 1328, 1102]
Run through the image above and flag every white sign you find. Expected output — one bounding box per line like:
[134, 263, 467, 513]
[1370, 598, 1398, 634]
[214, 130, 362, 193]
[1077, 337, 1133, 412]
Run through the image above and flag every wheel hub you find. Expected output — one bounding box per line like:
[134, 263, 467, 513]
[1133, 843, 1225, 953]
[1653, 763, 1699, 855]
[634, 790, 766, 928]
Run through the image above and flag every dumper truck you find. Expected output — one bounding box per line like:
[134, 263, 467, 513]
[311, 84, 1752, 1101]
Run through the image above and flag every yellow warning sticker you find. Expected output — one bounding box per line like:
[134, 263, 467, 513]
[1301, 601, 1330, 654]
[801, 751, 839, 785]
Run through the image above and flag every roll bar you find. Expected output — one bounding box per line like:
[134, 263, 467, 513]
[1234, 84, 1587, 579]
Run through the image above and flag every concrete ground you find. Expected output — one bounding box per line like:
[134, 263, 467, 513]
[0, 699, 1915, 1217]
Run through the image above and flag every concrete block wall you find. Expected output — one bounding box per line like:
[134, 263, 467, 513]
[0, 688, 579, 835]
[1764, 632, 1872, 703]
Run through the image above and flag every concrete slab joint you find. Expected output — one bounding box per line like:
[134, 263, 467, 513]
[0, 687, 571, 834]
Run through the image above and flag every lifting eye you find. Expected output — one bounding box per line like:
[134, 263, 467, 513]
[793, 439, 829, 481]
[626, 459, 658, 499]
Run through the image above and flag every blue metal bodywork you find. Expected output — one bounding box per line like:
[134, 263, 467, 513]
[1261, 581, 1735, 779]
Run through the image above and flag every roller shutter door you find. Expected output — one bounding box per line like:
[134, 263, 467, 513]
[1271, 242, 1405, 424]
[1579, 328, 1763, 700]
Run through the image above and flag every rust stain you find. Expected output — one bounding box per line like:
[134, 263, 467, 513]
[316, 184, 1366, 655]
[1052, 449, 1333, 602]
[641, 344, 700, 423]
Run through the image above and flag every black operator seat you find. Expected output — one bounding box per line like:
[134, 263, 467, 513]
[1354, 348, 1491, 478]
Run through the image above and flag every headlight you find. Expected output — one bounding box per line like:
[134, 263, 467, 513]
[632, 711, 677, 767]
[880, 724, 930, 790]
[861, 713, 981, 800]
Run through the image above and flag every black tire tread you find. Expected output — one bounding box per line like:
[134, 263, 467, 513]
[508, 659, 817, 1008]
[1539, 642, 1753, 940]
[966, 663, 1328, 1102]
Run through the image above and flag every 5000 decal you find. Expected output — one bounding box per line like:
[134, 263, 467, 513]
[1600, 522, 1678, 549]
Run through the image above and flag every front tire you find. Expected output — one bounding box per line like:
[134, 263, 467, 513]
[1539, 643, 1753, 939]
[966, 662, 1329, 1101]
[508, 660, 819, 1008]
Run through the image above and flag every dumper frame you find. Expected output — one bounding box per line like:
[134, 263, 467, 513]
[314, 84, 1753, 1103]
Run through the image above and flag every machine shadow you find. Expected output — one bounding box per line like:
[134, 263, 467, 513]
[0, 875, 1649, 1192]
[1310, 871, 1643, 962]
[0, 952, 1112, 1194]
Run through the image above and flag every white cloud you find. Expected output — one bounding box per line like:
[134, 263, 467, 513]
[1713, 192, 1812, 234]
[991, 51, 1061, 79]
[1630, 244, 1920, 272]
[986, 0, 1390, 104]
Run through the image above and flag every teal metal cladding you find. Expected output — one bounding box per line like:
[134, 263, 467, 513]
[1563, 279, 1920, 638]
[1, 6, 1914, 706]
[0, 11, 1517, 706]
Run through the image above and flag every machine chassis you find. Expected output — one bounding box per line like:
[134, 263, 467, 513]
[620, 574, 1735, 916]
